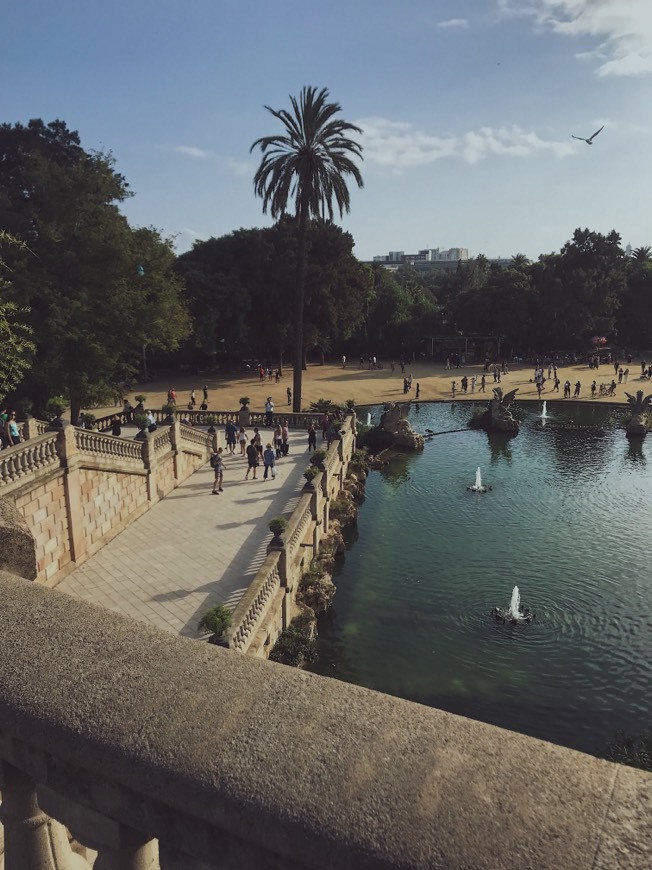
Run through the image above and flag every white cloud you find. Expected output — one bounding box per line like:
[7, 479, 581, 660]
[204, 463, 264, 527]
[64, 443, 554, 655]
[497, 0, 652, 77]
[356, 117, 573, 170]
[437, 18, 469, 29]
[166, 145, 212, 159]
[222, 157, 255, 177]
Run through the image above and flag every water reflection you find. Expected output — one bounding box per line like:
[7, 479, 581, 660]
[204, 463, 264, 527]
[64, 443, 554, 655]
[487, 433, 513, 463]
[625, 438, 646, 466]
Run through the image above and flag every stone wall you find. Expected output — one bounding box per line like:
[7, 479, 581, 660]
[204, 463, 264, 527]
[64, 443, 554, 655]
[79, 467, 149, 554]
[1, 421, 217, 587]
[0, 567, 649, 869]
[227, 419, 356, 657]
[13, 471, 70, 585]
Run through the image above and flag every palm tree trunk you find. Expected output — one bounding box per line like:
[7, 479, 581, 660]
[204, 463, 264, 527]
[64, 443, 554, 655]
[293, 207, 308, 412]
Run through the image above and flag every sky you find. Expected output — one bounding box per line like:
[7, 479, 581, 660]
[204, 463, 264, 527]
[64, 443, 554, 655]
[2, 0, 652, 262]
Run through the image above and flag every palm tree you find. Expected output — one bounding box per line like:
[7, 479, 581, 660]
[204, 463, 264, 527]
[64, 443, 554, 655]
[510, 253, 530, 268]
[631, 246, 652, 263]
[250, 86, 363, 412]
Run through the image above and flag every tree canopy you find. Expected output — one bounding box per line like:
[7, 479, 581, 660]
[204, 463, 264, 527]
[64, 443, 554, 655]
[0, 119, 189, 419]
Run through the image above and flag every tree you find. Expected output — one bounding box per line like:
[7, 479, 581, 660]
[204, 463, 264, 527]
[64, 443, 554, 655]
[0, 234, 35, 405]
[250, 86, 363, 411]
[631, 246, 652, 263]
[0, 120, 189, 420]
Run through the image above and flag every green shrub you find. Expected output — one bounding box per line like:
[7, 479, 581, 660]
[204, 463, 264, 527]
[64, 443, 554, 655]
[603, 730, 652, 772]
[330, 495, 355, 522]
[198, 604, 232, 639]
[133, 413, 149, 430]
[268, 516, 288, 536]
[309, 398, 338, 413]
[46, 396, 67, 418]
[310, 448, 327, 467]
[303, 466, 319, 481]
[134, 394, 146, 404]
[345, 399, 355, 409]
[161, 402, 176, 414]
[269, 614, 318, 667]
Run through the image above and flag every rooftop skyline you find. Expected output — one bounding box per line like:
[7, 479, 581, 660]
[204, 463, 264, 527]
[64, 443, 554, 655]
[3, 0, 651, 261]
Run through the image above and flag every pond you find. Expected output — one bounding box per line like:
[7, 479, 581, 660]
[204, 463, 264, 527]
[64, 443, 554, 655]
[309, 401, 652, 755]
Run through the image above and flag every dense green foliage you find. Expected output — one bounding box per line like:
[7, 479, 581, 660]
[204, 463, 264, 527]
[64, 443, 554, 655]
[603, 730, 652, 772]
[0, 119, 189, 420]
[0, 234, 35, 405]
[177, 218, 371, 367]
[269, 613, 318, 667]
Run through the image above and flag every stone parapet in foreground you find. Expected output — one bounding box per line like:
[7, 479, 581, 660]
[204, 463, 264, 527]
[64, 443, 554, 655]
[0, 570, 649, 869]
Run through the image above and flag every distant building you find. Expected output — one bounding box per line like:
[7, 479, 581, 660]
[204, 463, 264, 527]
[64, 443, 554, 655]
[372, 247, 469, 266]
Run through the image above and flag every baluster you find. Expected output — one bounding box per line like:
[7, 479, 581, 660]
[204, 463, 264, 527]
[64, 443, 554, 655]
[89, 826, 158, 870]
[0, 762, 86, 870]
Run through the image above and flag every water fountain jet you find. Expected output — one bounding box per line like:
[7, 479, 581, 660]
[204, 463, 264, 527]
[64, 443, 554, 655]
[491, 585, 534, 624]
[467, 467, 489, 493]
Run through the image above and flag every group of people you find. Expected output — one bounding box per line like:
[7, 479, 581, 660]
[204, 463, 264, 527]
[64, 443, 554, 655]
[258, 365, 282, 383]
[210, 413, 340, 494]
[451, 375, 486, 396]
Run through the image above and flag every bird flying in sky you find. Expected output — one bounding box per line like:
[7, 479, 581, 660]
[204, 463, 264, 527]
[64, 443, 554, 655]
[571, 125, 604, 145]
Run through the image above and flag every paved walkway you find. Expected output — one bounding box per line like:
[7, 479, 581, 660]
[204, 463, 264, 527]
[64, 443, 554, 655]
[57, 441, 311, 638]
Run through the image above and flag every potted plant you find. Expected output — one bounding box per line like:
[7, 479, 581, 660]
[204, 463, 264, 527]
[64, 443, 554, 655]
[310, 448, 327, 469]
[134, 394, 147, 413]
[206, 413, 217, 434]
[161, 402, 176, 425]
[133, 412, 149, 441]
[198, 604, 232, 647]
[345, 399, 355, 411]
[268, 516, 288, 549]
[331, 420, 343, 439]
[303, 466, 320, 490]
[238, 396, 251, 427]
[83, 412, 96, 430]
[46, 396, 68, 428]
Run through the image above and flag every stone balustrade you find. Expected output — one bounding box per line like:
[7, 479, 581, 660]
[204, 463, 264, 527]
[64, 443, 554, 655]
[225, 416, 356, 656]
[0, 567, 650, 870]
[1, 421, 218, 586]
[74, 427, 144, 463]
[0, 432, 60, 490]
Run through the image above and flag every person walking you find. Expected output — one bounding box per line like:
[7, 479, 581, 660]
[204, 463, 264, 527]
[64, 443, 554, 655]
[574, 380, 581, 398]
[274, 423, 283, 458]
[252, 427, 264, 463]
[245, 443, 259, 480]
[110, 415, 122, 437]
[190, 390, 196, 408]
[225, 419, 237, 453]
[281, 420, 290, 456]
[211, 448, 224, 494]
[307, 421, 317, 452]
[286, 387, 292, 406]
[263, 443, 276, 480]
[203, 385, 209, 403]
[238, 427, 248, 455]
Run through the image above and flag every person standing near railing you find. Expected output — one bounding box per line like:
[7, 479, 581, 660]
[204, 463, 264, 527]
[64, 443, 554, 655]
[5, 411, 21, 446]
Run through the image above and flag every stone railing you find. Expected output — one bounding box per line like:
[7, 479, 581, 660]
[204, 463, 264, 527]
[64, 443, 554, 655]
[151, 425, 173, 455]
[1, 422, 219, 586]
[0, 432, 60, 489]
[226, 415, 357, 656]
[90, 408, 324, 432]
[0, 567, 649, 870]
[227, 554, 283, 654]
[74, 427, 144, 463]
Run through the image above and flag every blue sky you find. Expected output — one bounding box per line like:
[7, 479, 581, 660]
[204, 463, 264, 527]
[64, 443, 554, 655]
[3, 0, 651, 261]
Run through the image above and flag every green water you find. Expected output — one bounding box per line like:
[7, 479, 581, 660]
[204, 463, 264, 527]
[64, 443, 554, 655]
[310, 401, 652, 754]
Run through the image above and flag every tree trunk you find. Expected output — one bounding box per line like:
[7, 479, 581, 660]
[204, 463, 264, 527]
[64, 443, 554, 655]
[319, 347, 325, 366]
[293, 206, 308, 412]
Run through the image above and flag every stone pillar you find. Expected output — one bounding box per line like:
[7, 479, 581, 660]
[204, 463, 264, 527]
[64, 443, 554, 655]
[23, 416, 40, 440]
[0, 762, 83, 870]
[56, 424, 87, 564]
[169, 420, 182, 483]
[311, 490, 321, 554]
[92, 827, 158, 870]
[141, 433, 158, 504]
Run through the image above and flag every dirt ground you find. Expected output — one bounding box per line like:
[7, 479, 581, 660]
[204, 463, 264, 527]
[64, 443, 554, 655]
[91, 358, 647, 417]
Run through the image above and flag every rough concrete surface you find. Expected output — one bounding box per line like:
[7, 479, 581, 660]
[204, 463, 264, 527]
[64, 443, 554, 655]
[0, 571, 650, 869]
